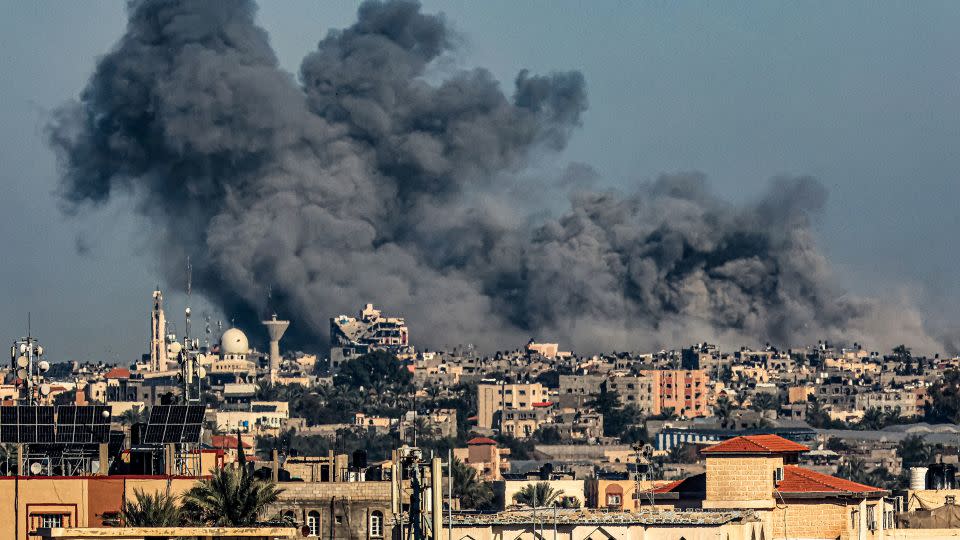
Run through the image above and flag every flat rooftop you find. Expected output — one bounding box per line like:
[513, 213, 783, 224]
[450, 509, 754, 526]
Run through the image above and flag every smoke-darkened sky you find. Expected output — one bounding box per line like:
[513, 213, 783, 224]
[2, 1, 960, 362]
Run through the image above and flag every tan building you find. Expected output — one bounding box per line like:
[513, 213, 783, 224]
[453, 437, 510, 481]
[0, 476, 200, 540]
[476, 381, 547, 431]
[652, 434, 894, 539]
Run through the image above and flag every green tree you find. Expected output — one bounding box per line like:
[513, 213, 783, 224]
[335, 351, 413, 393]
[181, 465, 283, 526]
[118, 407, 149, 426]
[714, 395, 734, 429]
[898, 434, 934, 468]
[604, 405, 643, 438]
[825, 437, 850, 452]
[750, 392, 779, 412]
[513, 482, 563, 507]
[121, 489, 182, 526]
[859, 407, 887, 430]
[927, 369, 960, 423]
[451, 458, 494, 510]
[534, 426, 562, 444]
[894, 345, 913, 375]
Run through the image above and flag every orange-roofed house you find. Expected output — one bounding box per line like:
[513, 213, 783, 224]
[649, 434, 893, 539]
[453, 437, 510, 481]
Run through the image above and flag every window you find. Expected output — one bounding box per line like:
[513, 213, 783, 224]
[851, 510, 859, 529]
[370, 511, 384, 537]
[866, 505, 877, 531]
[335, 516, 344, 524]
[307, 511, 320, 537]
[606, 494, 622, 506]
[41, 514, 64, 528]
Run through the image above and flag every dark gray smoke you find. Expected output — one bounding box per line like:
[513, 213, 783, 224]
[49, 0, 941, 354]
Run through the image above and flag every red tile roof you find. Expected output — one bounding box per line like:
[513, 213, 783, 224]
[467, 437, 498, 446]
[104, 367, 131, 379]
[701, 434, 809, 455]
[778, 465, 886, 495]
[653, 478, 686, 493]
[531, 401, 553, 408]
[210, 435, 252, 449]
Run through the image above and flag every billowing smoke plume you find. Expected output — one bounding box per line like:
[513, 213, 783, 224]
[49, 0, 941, 353]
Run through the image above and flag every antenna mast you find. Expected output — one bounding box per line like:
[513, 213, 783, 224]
[184, 256, 192, 345]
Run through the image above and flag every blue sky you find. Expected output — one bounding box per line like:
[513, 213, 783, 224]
[1, 1, 959, 361]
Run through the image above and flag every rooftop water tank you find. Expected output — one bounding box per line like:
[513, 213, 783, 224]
[910, 467, 929, 491]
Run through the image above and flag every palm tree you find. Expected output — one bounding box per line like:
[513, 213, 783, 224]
[118, 407, 149, 426]
[750, 393, 779, 412]
[451, 459, 494, 510]
[181, 465, 283, 526]
[513, 482, 564, 508]
[121, 489, 182, 526]
[714, 395, 734, 429]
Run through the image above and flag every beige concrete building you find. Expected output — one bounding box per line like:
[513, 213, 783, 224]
[476, 381, 548, 431]
[653, 434, 894, 539]
[453, 437, 510, 481]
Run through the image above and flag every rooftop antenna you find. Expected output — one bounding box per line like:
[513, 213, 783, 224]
[184, 256, 192, 346]
[203, 312, 212, 348]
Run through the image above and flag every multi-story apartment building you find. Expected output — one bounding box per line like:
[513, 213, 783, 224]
[476, 381, 548, 431]
[643, 369, 710, 417]
[329, 304, 412, 371]
[561, 370, 709, 417]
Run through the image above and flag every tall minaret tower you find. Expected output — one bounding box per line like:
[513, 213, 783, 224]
[150, 289, 167, 372]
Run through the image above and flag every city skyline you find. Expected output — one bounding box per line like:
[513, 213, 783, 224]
[2, 1, 960, 361]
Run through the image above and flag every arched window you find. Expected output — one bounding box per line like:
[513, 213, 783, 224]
[370, 510, 384, 538]
[307, 511, 320, 537]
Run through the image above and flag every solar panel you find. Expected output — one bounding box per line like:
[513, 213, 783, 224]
[144, 405, 206, 444]
[53, 405, 111, 444]
[0, 406, 56, 443]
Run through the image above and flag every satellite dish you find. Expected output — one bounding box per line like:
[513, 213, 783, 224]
[19, 344, 26, 354]
[38, 360, 50, 372]
[29, 463, 43, 475]
[16, 368, 27, 379]
[36, 346, 43, 356]
[39, 384, 51, 396]
[197, 367, 207, 378]
[16, 356, 28, 368]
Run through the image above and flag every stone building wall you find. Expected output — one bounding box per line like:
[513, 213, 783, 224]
[704, 455, 780, 509]
[273, 481, 394, 540]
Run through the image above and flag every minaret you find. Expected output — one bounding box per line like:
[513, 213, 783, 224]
[150, 289, 167, 372]
[262, 314, 290, 384]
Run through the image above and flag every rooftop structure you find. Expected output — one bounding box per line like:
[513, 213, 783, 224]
[329, 303, 411, 371]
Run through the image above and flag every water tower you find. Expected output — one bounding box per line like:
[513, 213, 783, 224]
[262, 314, 290, 384]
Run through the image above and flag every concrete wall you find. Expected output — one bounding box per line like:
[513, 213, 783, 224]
[449, 521, 765, 540]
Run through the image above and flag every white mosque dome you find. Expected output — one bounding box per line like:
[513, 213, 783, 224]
[221, 328, 249, 355]
[166, 341, 183, 355]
